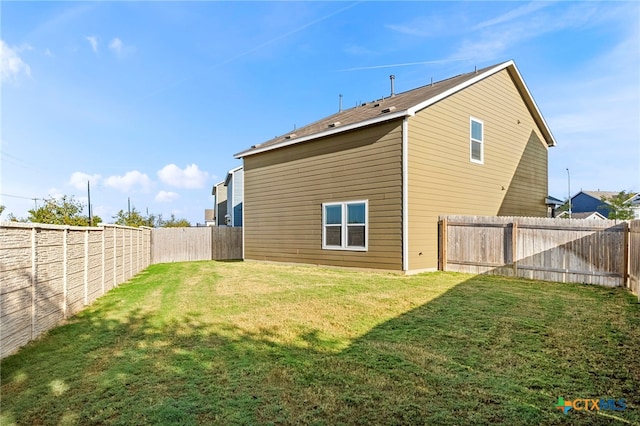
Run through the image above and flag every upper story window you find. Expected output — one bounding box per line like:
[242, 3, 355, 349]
[322, 200, 368, 251]
[470, 117, 484, 164]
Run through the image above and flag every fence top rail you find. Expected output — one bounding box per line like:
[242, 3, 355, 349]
[0, 221, 105, 231]
[440, 215, 627, 229]
[445, 221, 627, 232]
[100, 224, 148, 231]
[1, 222, 146, 232]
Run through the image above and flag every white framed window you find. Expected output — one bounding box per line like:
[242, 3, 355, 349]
[470, 117, 484, 164]
[322, 200, 368, 251]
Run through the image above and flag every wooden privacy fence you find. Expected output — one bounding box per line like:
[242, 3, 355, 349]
[151, 226, 242, 264]
[0, 223, 151, 358]
[439, 216, 637, 290]
[630, 220, 640, 296]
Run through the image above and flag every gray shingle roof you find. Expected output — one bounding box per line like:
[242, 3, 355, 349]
[235, 60, 556, 158]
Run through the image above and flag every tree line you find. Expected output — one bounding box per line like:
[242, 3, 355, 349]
[0, 196, 190, 227]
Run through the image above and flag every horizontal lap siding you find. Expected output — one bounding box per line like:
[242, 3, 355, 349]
[244, 121, 403, 270]
[408, 69, 549, 271]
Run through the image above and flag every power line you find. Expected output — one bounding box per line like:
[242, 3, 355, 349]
[0, 193, 42, 208]
[0, 193, 41, 201]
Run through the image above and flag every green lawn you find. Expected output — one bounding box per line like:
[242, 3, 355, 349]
[1, 261, 638, 425]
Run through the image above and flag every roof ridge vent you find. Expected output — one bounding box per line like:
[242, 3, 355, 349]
[381, 106, 396, 114]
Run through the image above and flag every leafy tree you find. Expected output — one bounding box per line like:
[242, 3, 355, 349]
[601, 191, 635, 221]
[27, 196, 101, 226]
[113, 208, 150, 227]
[162, 214, 191, 228]
[0, 205, 5, 216]
[112, 208, 190, 228]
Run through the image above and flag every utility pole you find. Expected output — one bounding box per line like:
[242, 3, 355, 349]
[87, 181, 93, 226]
[566, 168, 572, 220]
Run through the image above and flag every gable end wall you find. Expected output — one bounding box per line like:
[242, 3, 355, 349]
[407, 68, 549, 271]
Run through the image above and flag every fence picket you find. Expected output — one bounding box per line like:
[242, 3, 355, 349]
[440, 216, 635, 290]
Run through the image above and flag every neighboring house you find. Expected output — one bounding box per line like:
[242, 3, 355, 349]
[212, 180, 228, 226]
[628, 193, 640, 219]
[204, 209, 216, 226]
[225, 166, 243, 227]
[556, 210, 607, 220]
[234, 60, 556, 272]
[569, 190, 639, 219]
[545, 195, 564, 218]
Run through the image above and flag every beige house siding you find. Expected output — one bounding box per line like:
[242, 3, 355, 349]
[407, 69, 549, 271]
[243, 120, 404, 270]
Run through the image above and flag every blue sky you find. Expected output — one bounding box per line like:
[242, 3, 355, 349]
[2, 1, 639, 225]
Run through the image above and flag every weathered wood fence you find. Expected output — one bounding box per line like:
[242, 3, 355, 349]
[629, 220, 640, 296]
[0, 223, 151, 358]
[439, 216, 637, 290]
[151, 227, 242, 264]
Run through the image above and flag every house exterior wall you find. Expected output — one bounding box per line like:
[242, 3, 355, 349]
[214, 182, 228, 226]
[243, 121, 404, 270]
[407, 68, 549, 271]
[227, 169, 244, 227]
[571, 192, 610, 217]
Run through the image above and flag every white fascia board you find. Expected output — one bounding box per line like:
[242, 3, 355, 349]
[407, 61, 513, 116]
[507, 62, 558, 147]
[234, 110, 408, 159]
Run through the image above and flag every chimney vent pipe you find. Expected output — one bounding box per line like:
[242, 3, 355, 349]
[390, 75, 395, 97]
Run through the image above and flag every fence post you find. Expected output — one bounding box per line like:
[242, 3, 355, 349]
[438, 218, 447, 271]
[623, 222, 629, 288]
[63, 228, 68, 319]
[512, 222, 518, 276]
[30, 227, 37, 340]
[84, 230, 89, 305]
[101, 228, 105, 296]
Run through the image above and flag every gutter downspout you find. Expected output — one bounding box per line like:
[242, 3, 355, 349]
[402, 117, 409, 272]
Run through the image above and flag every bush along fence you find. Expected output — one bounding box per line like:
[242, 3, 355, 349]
[439, 216, 639, 295]
[0, 223, 151, 359]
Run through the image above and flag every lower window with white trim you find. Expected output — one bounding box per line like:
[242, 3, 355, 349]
[322, 200, 368, 251]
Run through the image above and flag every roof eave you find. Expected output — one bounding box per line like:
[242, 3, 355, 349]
[406, 60, 557, 148]
[236, 60, 557, 159]
[234, 110, 409, 159]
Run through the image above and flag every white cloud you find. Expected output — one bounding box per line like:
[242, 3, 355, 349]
[47, 187, 65, 199]
[104, 170, 152, 193]
[109, 37, 122, 53]
[158, 164, 209, 189]
[86, 35, 98, 53]
[68, 172, 101, 190]
[473, 2, 553, 31]
[109, 37, 135, 58]
[0, 40, 31, 82]
[444, 2, 603, 64]
[155, 190, 180, 203]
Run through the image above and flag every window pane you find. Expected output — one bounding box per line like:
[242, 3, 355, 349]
[471, 120, 482, 141]
[325, 226, 342, 246]
[471, 140, 482, 161]
[325, 205, 342, 225]
[347, 225, 365, 247]
[347, 203, 365, 224]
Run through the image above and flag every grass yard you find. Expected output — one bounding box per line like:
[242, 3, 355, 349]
[1, 261, 639, 425]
